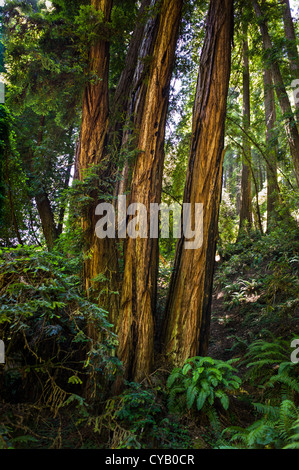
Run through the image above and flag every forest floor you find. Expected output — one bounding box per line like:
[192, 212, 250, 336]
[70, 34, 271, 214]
[0, 226, 298, 449]
[209, 281, 239, 361]
[208, 262, 264, 361]
[207, 266, 262, 433]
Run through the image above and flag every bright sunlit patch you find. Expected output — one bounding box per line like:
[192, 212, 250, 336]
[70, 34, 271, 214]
[45, 1, 54, 11]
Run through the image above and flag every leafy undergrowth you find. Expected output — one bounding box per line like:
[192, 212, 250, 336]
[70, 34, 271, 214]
[0, 222, 298, 449]
[210, 223, 299, 360]
[207, 223, 299, 448]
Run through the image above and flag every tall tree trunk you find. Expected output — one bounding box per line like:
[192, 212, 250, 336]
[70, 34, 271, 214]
[116, 0, 183, 382]
[111, 0, 152, 137]
[250, 163, 263, 234]
[281, 0, 299, 85]
[252, 0, 299, 187]
[162, 0, 234, 366]
[281, 0, 299, 117]
[239, 22, 252, 233]
[77, 0, 119, 329]
[112, 0, 159, 200]
[262, 67, 280, 230]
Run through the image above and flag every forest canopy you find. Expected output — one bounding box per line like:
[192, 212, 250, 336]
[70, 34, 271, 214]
[0, 0, 298, 451]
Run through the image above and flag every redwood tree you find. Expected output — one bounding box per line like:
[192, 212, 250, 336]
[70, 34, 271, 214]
[116, 0, 183, 381]
[77, 0, 119, 331]
[162, 0, 234, 366]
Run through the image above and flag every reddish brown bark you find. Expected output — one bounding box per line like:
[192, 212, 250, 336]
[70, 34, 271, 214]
[162, 0, 234, 366]
[77, 0, 119, 329]
[113, 0, 160, 200]
[116, 0, 183, 381]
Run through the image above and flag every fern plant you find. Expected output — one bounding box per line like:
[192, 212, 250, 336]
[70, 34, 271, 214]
[284, 415, 299, 449]
[244, 335, 299, 403]
[220, 399, 299, 449]
[166, 357, 242, 431]
[219, 335, 299, 449]
[244, 334, 294, 385]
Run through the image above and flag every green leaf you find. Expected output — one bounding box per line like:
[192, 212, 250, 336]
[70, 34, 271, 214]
[196, 390, 208, 411]
[186, 385, 198, 409]
[182, 363, 192, 375]
[220, 394, 229, 410]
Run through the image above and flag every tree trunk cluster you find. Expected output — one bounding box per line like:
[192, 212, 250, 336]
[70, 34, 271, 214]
[76, 0, 234, 382]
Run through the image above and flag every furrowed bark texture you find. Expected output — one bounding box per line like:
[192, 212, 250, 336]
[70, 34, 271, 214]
[252, 0, 299, 187]
[113, 0, 160, 199]
[78, 0, 119, 328]
[111, 0, 152, 130]
[162, 0, 233, 366]
[239, 23, 252, 232]
[117, 0, 183, 382]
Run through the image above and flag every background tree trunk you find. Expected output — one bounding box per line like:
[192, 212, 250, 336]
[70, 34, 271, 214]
[263, 67, 280, 230]
[162, 0, 234, 366]
[281, 0, 299, 86]
[252, 0, 299, 187]
[239, 23, 252, 233]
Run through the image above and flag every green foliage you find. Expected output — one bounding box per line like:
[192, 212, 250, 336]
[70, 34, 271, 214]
[283, 414, 299, 449]
[0, 0, 298, 451]
[245, 337, 287, 384]
[0, 104, 10, 223]
[0, 422, 39, 449]
[223, 277, 262, 309]
[214, 222, 299, 331]
[0, 104, 29, 243]
[218, 189, 239, 250]
[167, 357, 242, 431]
[2, 0, 139, 120]
[219, 333, 299, 449]
[0, 245, 119, 408]
[244, 334, 299, 398]
[220, 399, 299, 449]
[87, 382, 191, 449]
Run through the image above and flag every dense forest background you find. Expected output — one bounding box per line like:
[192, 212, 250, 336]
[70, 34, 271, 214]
[0, 0, 298, 450]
